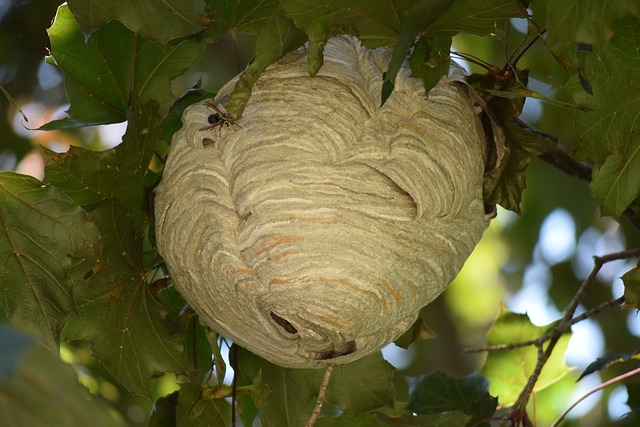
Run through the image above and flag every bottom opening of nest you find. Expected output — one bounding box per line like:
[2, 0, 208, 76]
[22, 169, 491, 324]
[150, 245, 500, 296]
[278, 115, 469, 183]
[308, 340, 357, 360]
[270, 311, 357, 361]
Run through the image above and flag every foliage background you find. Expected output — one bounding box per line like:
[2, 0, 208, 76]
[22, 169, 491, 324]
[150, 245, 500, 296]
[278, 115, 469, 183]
[1, 0, 640, 426]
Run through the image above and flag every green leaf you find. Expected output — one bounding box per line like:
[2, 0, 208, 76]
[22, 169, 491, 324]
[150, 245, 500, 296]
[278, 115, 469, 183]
[408, 34, 452, 95]
[0, 325, 126, 427]
[176, 383, 231, 427]
[224, 11, 306, 117]
[316, 412, 389, 427]
[185, 315, 215, 385]
[566, 14, 640, 217]
[316, 412, 471, 427]
[206, 0, 280, 39]
[282, 0, 403, 49]
[0, 83, 27, 123]
[425, 0, 527, 35]
[545, 0, 635, 50]
[45, 4, 203, 128]
[409, 371, 497, 426]
[235, 346, 323, 427]
[623, 266, 640, 309]
[61, 200, 187, 398]
[627, 383, 640, 414]
[44, 99, 164, 231]
[0, 171, 99, 351]
[578, 350, 640, 380]
[480, 309, 571, 407]
[591, 153, 640, 218]
[67, 0, 208, 46]
[394, 315, 437, 350]
[149, 391, 178, 427]
[381, 413, 471, 427]
[326, 351, 396, 413]
[383, 0, 453, 95]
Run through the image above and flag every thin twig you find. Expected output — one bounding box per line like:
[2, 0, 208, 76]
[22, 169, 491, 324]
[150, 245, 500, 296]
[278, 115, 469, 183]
[551, 365, 640, 427]
[305, 363, 334, 427]
[512, 249, 640, 412]
[463, 296, 625, 354]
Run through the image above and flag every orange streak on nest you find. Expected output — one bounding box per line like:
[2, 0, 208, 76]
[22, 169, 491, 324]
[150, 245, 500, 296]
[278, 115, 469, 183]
[300, 306, 351, 331]
[268, 278, 295, 287]
[228, 268, 255, 275]
[407, 281, 418, 306]
[319, 277, 363, 292]
[256, 236, 301, 255]
[268, 250, 297, 261]
[426, 243, 444, 257]
[393, 239, 416, 251]
[287, 214, 324, 221]
[375, 275, 402, 309]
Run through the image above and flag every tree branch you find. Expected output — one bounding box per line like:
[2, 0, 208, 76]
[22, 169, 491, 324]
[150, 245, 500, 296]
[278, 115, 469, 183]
[513, 249, 640, 412]
[306, 363, 334, 427]
[463, 296, 626, 354]
[519, 119, 640, 232]
[464, 248, 640, 422]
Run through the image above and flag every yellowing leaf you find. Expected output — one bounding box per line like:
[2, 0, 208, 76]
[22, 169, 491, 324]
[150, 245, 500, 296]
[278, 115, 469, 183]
[623, 266, 640, 309]
[481, 310, 571, 407]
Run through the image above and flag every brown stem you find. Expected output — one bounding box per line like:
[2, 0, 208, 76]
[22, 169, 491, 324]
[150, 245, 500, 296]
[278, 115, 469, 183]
[512, 249, 640, 412]
[463, 296, 626, 354]
[527, 125, 640, 232]
[306, 363, 334, 427]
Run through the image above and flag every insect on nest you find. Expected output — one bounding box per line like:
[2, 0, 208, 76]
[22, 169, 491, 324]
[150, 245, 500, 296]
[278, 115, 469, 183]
[199, 101, 241, 134]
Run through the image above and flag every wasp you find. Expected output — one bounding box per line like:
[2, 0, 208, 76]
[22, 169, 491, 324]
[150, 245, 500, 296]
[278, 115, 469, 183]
[199, 101, 241, 134]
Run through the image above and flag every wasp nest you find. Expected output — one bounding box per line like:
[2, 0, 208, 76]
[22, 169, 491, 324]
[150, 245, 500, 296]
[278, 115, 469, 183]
[155, 35, 501, 368]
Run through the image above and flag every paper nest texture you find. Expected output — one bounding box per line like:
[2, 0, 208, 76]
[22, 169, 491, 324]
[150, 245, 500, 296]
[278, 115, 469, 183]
[155, 35, 497, 368]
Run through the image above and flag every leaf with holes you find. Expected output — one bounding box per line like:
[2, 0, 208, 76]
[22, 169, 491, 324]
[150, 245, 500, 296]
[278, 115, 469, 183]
[44, 4, 202, 128]
[480, 309, 571, 407]
[61, 200, 187, 398]
[44, 100, 164, 231]
[67, 0, 207, 46]
[0, 172, 99, 351]
[566, 14, 640, 217]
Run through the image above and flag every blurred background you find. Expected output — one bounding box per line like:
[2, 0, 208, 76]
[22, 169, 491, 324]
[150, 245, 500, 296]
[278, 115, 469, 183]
[2, 1, 639, 425]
